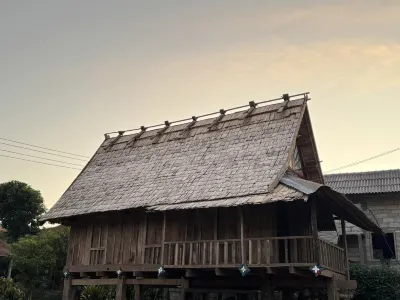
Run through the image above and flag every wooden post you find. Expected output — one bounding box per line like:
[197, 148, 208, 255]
[134, 284, 141, 300]
[62, 277, 76, 300]
[161, 211, 167, 265]
[327, 279, 338, 300]
[310, 198, 321, 265]
[259, 277, 274, 300]
[180, 278, 188, 300]
[341, 219, 350, 280]
[239, 207, 245, 264]
[7, 257, 12, 279]
[214, 208, 218, 265]
[116, 276, 127, 300]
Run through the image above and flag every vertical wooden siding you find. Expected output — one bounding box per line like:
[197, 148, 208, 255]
[66, 203, 311, 267]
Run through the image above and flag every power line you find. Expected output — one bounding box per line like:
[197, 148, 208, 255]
[0, 148, 85, 167]
[0, 137, 90, 158]
[0, 141, 88, 162]
[0, 154, 82, 170]
[326, 147, 400, 173]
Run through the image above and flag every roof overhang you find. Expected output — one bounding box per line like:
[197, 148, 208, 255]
[281, 174, 382, 234]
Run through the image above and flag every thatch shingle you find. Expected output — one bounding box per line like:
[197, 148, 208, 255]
[43, 99, 306, 221]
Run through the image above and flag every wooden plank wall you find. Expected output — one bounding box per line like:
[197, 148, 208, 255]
[66, 202, 311, 267]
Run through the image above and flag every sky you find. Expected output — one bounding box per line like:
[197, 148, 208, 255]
[1, 0, 400, 210]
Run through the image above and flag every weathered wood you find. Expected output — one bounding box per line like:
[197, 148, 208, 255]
[240, 207, 245, 263]
[289, 266, 308, 277]
[341, 219, 350, 279]
[358, 234, 365, 264]
[63, 277, 76, 300]
[134, 284, 141, 300]
[116, 276, 127, 300]
[161, 212, 167, 265]
[310, 199, 321, 265]
[327, 279, 339, 300]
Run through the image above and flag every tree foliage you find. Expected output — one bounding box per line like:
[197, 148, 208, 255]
[11, 226, 70, 297]
[0, 277, 25, 300]
[351, 263, 400, 300]
[0, 181, 46, 241]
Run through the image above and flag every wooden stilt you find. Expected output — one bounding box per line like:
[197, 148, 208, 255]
[327, 279, 338, 300]
[282, 290, 293, 300]
[259, 277, 274, 300]
[341, 219, 350, 280]
[180, 278, 188, 300]
[134, 284, 141, 300]
[116, 276, 127, 300]
[62, 277, 76, 300]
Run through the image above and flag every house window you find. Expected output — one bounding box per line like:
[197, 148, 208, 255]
[372, 233, 396, 260]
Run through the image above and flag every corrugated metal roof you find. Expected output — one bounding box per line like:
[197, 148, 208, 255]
[324, 169, 400, 195]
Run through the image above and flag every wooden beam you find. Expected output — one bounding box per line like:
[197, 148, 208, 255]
[320, 270, 334, 278]
[310, 198, 321, 265]
[341, 219, 350, 280]
[337, 280, 357, 291]
[265, 267, 275, 275]
[72, 278, 183, 286]
[185, 269, 203, 278]
[288, 266, 308, 277]
[116, 276, 127, 300]
[215, 268, 237, 277]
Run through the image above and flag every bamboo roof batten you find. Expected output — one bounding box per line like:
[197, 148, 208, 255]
[103, 92, 310, 138]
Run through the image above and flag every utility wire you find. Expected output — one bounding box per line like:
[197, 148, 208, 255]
[0, 148, 85, 167]
[0, 137, 89, 158]
[0, 154, 82, 170]
[0, 141, 88, 162]
[326, 147, 400, 173]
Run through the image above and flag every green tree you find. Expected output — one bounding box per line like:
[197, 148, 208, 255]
[0, 181, 46, 241]
[0, 277, 25, 300]
[11, 226, 70, 299]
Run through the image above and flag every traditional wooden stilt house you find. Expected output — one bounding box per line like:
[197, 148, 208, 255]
[42, 93, 381, 300]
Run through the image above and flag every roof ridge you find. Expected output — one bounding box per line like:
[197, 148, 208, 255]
[104, 92, 310, 138]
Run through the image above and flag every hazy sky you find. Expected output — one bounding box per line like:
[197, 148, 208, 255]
[1, 0, 400, 209]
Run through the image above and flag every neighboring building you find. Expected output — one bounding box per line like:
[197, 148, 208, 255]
[325, 169, 400, 265]
[42, 93, 381, 300]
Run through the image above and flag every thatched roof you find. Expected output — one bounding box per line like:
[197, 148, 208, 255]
[42, 95, 381, 233]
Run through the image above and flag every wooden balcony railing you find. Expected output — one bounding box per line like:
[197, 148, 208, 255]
[144, 236, 345, 274]
[319, 239, 345, 274]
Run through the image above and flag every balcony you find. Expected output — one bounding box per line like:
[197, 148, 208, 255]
[144, 236, 345, 275]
